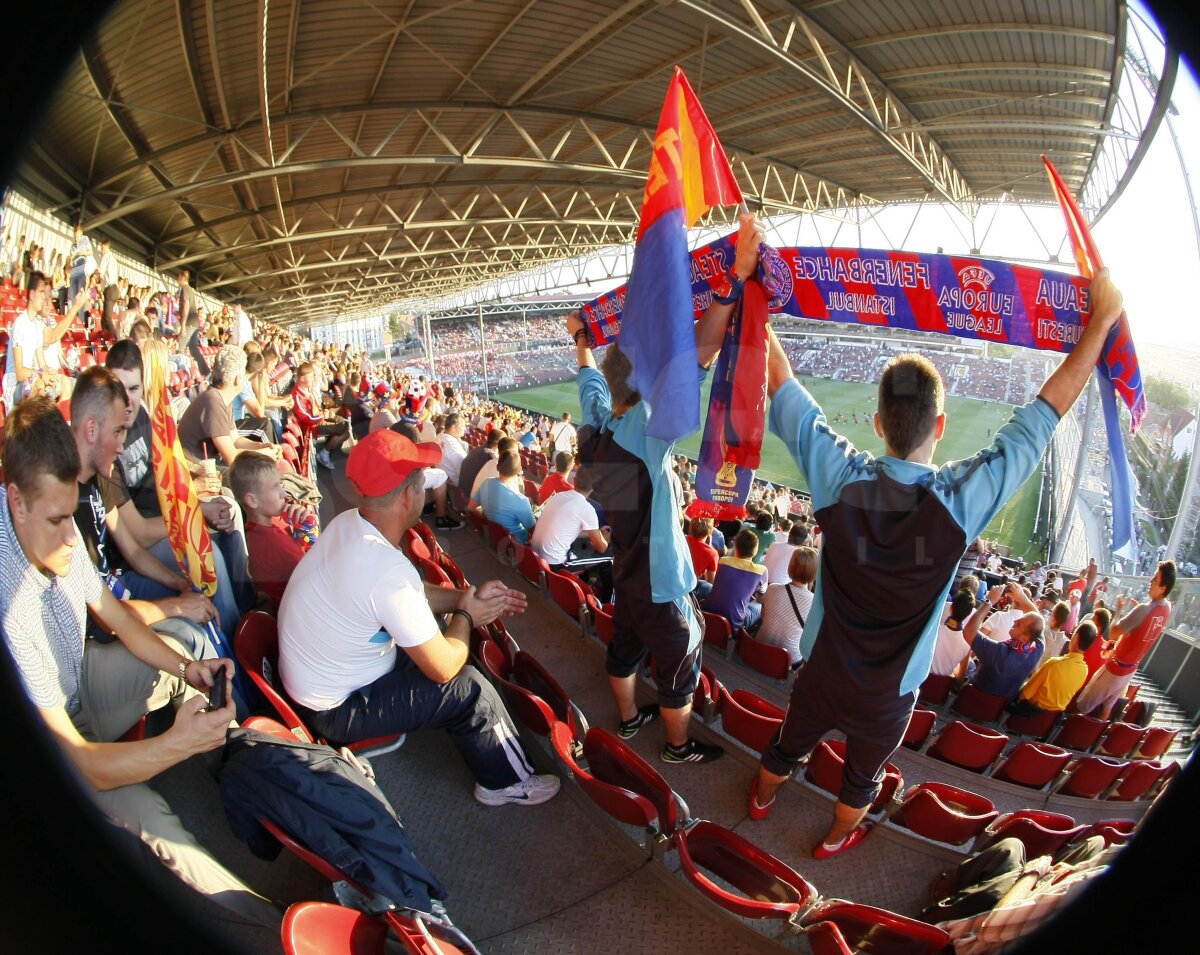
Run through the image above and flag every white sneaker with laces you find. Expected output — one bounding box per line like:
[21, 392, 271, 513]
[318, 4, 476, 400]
[316, 449, 334, 470]
[474, 773, 561, 807]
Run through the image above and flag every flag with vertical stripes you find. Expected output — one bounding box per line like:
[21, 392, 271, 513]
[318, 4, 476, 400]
[617, 66, 743, 442]
[143, 343, 218, 596]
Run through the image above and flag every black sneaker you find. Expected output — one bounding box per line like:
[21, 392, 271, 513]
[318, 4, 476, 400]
[661, 738, 724, 764]
[436, 514, 464, 531]
[617, 703, 660, 739]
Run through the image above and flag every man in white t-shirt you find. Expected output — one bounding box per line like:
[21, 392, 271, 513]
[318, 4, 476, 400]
[436, 411, 469, 486]
[230, 302, 253, 347]
[277, 429, 559, 807]
[548, 411, 576, 457]
[930, 591, 978, 677]
[528, 468, 611, 600]
[762, 523, 809, 585]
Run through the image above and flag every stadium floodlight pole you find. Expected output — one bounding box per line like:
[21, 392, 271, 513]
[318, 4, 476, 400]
[479, 301, 490, 400]
[425, 312, 437, 379]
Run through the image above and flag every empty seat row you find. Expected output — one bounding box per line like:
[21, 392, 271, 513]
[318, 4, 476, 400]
[885, 782, 1140, 852]
[913, 717, 1177, 800]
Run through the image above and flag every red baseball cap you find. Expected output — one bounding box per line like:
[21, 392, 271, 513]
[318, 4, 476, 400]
[346, 429, 442, 497]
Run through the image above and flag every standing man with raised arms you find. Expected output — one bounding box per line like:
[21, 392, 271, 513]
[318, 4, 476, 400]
[747, 252, 1127, 859]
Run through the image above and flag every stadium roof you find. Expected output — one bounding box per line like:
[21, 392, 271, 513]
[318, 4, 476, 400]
[14, 0, 1178, 327]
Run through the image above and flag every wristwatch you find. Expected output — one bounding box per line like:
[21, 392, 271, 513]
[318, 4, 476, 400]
[178, 659, 190, 682]
[713, 270, 745, 305]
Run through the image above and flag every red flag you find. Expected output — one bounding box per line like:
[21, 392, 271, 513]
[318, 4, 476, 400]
[620, 66, 743, 442]
[143, 342, 217, 596]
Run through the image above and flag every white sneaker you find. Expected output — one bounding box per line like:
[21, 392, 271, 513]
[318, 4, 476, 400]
[474, 773, 561, 807]
[316, 449, 334, 470]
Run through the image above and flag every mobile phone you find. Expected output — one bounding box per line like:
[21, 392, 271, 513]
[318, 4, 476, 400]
[208, 664, 227, 711]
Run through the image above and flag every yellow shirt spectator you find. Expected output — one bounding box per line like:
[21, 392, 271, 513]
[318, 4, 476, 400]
[1018, 650, 1089, 712]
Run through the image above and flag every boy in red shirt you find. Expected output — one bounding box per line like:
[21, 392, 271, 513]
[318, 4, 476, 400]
[229, 451, 313, 611]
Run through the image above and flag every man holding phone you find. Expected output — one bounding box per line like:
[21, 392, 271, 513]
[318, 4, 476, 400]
[0, 397, 278, 928]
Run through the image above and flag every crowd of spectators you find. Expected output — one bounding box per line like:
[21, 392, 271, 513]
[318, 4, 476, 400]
[0, 214, 1185, 950]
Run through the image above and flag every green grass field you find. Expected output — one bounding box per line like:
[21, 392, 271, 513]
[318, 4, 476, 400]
[499, 375, 1044, 558]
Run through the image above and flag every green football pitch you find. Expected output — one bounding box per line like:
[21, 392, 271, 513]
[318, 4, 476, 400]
[498, 375, 1045, 560]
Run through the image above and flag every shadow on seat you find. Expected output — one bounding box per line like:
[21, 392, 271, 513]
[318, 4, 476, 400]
[736, 632, 791, 682]
[804, 738, 903, 814]
[1134, 726, 1179, 760]
[901, 706, 937, 750]
[926, 720, 1009, 773]
[972, 810, 1087, 859]
[990, 741, 1073, 790]
[545, 569, 590, 637]
[591, 602, 615, 646]
[1096, 721, 1147, 759]
[675, 820, 816, 924]
[1086, 818, 1138, 846]
[718, 687, 784, 754]
[800, 900, 950, 955]
[1107, 760, 1169, 801]
[888, 782, 998, 846]
[950, 684, 1009, 724]
[550, 722, 685, 856]
[918, 673, 954, 706]
[1052, 713, 1107, 752]
[701, 611, 734, 657]
[1050, 755, 1128, 799]
[1003, 706, 1061, 740]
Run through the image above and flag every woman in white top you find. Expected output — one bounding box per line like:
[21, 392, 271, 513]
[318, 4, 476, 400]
[756, 546, 817, 668]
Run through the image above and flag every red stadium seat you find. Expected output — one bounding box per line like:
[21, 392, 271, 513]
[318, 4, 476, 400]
[950, 684, 1009, 723]
[902, 706, 938, 750]
[1086, 818, 1138, 846]
[235, 612, 403, 757]
[550, 723, 662, 836]
[701, 610, 734, 656]
[675, 820, 816, 922]
[591, 601, 615, 646]
[806, 921, 854, 955]
[926, 720, 1009, 773]
[973, 811, 1088, 860]
[800, 900, 950, 955]
[889, 782, 998, 845]
[1134, 726, 1179, 760]
[1003, 707, 1061, 739]
[692, 666, 721, 724]
[281, 901, 388, 955]
[401, 527, 434, 563]
[990, 741, 1073, 790]
[416, 556, 454, 588]
[512, 649, 589, 743]
[516, 546, 551, 592]
[522, 478, 541, 505]
[1051, 756, 1128, 799]
[718, 687, 784, 754]
[1096, 721, 1148, 759]
[478, 642, 558, 737]
[918, 673, 954, 706]
[804, 738, 903, 814]
[736, 632, 791, 681]
[1108, 760, 1170, 801]
[545, 569, 589, 636]
[1053, 713, 1107, 752]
